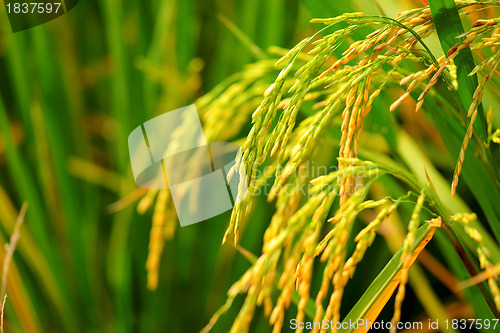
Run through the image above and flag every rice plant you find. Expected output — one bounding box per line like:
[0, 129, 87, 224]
[0, 0, 500, 332]
[196, 1, 500, 331]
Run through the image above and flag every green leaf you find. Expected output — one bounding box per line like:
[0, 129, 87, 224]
[339, 224, 436, 333]
[428, 0, 500, 242]
[428, 0, 486, 139]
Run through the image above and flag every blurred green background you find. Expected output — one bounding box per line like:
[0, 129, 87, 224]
[0, 1, 323, 332]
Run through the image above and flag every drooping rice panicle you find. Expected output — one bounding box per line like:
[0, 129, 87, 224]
[390, 191, 425, 332]
[451, 50, 500, 196]
[145, 190, 170, 290]
[126, 2, 500, 330]
[224, 6, 453, 244]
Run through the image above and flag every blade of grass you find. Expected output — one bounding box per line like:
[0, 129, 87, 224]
[261, 0, 285, 49]
[396, 130, 500, 260]
[375, 174, 497, 331]
[176, 0, 197, 74]
[0, 185, 67, 330]
[361, 142, 499, 323]
[0, 203, 37, 333]
[143, 0, 175, 117]
[428, 0, 500, 243]
[428, 0, 486, 139]
[32, 28, 103, 328]
[238, 0, 260, 65]
[2, 30, 32, 136]
[1, 251, 41, 333]
[217, 14, 266, 61]
[100, 0, 136, 331]
[339, 224, 437, 333]
[374, 197, 457, 333]
[0, 94, 76, 331]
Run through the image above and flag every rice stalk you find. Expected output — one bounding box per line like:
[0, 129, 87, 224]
[1, 202, 28, 333]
